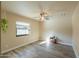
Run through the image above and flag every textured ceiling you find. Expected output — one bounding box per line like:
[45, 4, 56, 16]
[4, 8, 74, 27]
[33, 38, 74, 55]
[1, 1, 78, 21]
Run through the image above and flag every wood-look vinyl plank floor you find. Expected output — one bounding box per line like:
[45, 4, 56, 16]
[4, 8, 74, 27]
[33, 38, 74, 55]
[1, 40, 76, 58]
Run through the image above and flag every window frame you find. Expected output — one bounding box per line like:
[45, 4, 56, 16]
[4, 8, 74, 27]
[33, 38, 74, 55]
[16, 21, 30, 37]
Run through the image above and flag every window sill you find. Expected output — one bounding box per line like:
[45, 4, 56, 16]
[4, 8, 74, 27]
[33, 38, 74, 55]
[16, 34, 29, 37]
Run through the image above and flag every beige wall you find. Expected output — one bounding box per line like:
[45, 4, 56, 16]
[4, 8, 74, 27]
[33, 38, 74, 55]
[72, 3, 79, 57]
[0, 2, 1, 54]
[41, 12, 72, 46]
[1, 9, 40, 53]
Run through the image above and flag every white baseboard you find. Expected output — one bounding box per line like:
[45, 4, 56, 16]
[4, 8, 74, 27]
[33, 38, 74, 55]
[1, 40, 39, 54]
[58, 42, 72, 46]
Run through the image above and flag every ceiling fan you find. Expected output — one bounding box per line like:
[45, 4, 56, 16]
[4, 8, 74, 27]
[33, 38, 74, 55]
[33, 3, 51, 21]
[39, 10, 49, 21]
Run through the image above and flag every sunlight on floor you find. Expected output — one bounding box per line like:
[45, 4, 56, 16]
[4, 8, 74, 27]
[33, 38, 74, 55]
[39, 39, 51, 47]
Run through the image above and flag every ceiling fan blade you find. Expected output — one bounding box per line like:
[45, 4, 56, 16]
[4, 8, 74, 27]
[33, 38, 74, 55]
[32, 16, 41, 20]
[33, 17, 39, 18]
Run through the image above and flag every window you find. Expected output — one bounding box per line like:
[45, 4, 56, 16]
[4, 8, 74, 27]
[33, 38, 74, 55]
[16, 21, 30, 37]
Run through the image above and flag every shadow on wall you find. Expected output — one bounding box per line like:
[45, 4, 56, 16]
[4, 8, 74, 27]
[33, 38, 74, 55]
[43, 32, 72, 46]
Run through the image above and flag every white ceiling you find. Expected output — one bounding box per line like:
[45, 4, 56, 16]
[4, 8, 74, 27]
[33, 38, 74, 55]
[1, 1, 78, 21]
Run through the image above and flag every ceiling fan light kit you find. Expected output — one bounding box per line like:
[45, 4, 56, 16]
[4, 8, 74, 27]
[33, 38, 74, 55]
[40, 11, 49, 21]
